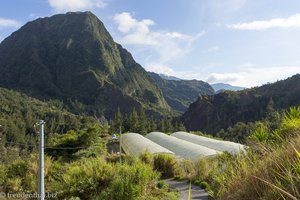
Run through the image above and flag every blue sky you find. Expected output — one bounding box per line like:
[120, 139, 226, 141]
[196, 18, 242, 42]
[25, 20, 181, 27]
[1, 0, 300, 87]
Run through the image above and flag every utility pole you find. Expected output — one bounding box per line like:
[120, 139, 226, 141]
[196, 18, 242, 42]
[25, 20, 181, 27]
[119, 125, 122, 163]
[37, 120, 45, 200]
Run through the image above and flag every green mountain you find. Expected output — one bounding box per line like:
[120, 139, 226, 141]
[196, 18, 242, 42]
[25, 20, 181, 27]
[0, 12, 169, 118]
[149, 72, 214, 112]
[182, 74, 300, 133]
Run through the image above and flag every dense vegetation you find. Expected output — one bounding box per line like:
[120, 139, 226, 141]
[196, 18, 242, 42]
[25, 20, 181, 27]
[0, 87, 181, 199]
[2, 106, 299, 199]
[196, 107, 300, 199]
[0, 11, 170, 119]
[0, 124, 179, 200]
[0, 87, 98, 162]
[140, 107, 300, 200]
[149, 72, 214, 112]
[110, 107, 186, 135]
[182, 74, 300, 135]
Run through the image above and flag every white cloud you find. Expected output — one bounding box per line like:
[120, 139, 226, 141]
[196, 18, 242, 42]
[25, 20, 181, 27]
[48, 0, 106, 12]
[207, 73, 240, 83]
[227, 13, 300, 30]
[202, 46, 220, 53]
[113, 12, 154, 35]
[113, 12, 204, 71]
[146, 63, 176, 76]
[205, 66, 300, 87]
[0, 18, 20, 29]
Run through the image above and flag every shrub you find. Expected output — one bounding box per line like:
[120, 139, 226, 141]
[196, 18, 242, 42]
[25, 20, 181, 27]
[153, 154, 176, 178]
[194, 158, 211, 181]
[98, 160, 159, 200]
[278, 106, 300, 138]
[139, 149, 152, 164]
[54, 157, 115, 199]
[174, 159, 195, 180]
[248, 122, 269, 143]
[157, 180, 169, 189]
[199, 181, 209, 189]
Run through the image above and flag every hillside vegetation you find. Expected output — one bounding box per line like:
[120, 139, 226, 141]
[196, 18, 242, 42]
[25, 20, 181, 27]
[182, 74, 300, 135]
[0, 87, 97, 162]
[139, 107, 300, 200]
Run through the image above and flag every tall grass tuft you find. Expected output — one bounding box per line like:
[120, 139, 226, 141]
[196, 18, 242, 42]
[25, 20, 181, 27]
[153, 154, 177, 178]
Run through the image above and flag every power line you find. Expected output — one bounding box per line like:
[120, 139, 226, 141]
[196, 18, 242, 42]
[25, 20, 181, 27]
[2, 141, 103, 150]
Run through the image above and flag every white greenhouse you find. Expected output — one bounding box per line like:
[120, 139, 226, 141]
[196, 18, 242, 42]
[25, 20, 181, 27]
[171, 132, 245, 154]
[146, 132, 219, 160]
[120, 133, 174, 156]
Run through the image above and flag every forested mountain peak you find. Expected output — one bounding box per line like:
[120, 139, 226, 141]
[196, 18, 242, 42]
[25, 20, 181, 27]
[0, 12, 169, 117]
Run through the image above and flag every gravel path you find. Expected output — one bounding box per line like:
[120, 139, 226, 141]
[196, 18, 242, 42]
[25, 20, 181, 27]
[165, 179, 209, 200]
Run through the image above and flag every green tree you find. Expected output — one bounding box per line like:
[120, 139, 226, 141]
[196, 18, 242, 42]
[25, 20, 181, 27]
[148, 117, 157, 132]
[138, 107, 148, 135]
[159, 119, 166, 133]
[129, 108, 139, 132]
[111, 107, 123, 133]
[265, 98, 281, 130]
[178, 122, 186, 131]
[160, 118, 172, 133]
[165, 118, 173, 133]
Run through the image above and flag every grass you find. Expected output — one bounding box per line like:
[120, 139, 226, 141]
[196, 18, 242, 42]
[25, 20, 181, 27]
[184, 107, 300, 200]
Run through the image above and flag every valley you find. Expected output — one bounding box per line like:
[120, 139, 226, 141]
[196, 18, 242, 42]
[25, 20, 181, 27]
[0, 10, 299, 200]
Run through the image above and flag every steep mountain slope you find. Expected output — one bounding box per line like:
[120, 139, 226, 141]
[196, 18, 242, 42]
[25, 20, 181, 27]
[211, 83, 245, 93]
[149, 72, 214, 112]
[182, 74, 300, 133]
[0, 12, 169, 117]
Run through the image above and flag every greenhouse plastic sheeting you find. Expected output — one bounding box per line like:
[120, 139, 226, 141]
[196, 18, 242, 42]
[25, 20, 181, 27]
[171, 132, 245, 154]
[146, 132, 219, 160]
[120, 133, 174, 156]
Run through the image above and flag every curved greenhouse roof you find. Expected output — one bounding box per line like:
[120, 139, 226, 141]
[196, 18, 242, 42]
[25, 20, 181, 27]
[146, 132, 219, 160]
[171, 132, 245, 154]
[120, 133, 174, 156]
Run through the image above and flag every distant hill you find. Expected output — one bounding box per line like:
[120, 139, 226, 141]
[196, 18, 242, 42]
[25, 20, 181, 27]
[182, 74, 300, 133]
[211, 83, 245, 93]
[0, 12, 169, 118]
[149, 72, 214, 112]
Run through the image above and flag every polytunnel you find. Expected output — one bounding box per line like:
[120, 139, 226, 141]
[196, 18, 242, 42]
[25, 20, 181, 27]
[120, 133, 174, 156]
[171, 132, 245, 154]
[146, 132, 219, 160]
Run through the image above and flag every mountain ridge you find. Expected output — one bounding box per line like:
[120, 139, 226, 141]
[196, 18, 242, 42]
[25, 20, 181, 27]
[0, 11, 170, 118]
[148, 72, 214, 112]
[182, 74, 300, 133]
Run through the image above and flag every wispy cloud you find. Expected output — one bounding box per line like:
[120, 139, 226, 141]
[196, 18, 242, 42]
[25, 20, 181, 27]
[202, 46, 220, 53]
[113, 12, 205, 73]
[28, 13, 44, 20]
[0, 18, 20, 29]
[205, 66, 300, 87]
[146, 64, 176, 76]
[227, 13, 300, 30]
[48, 0, 106, 12]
